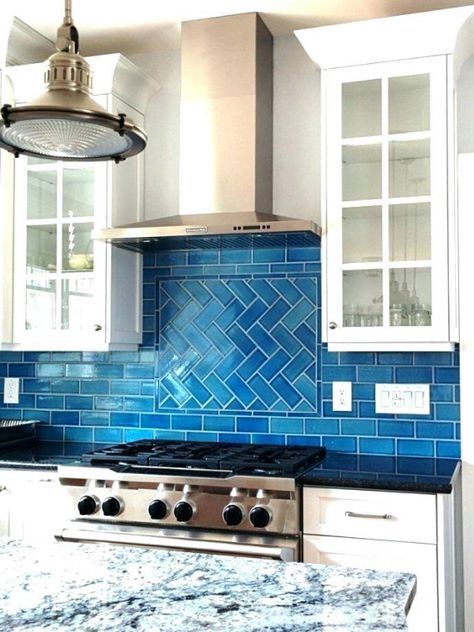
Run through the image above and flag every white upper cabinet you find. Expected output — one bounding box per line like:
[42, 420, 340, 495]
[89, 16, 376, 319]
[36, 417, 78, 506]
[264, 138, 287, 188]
[296, 7, 474, 350]
[1, 54, 159, 351]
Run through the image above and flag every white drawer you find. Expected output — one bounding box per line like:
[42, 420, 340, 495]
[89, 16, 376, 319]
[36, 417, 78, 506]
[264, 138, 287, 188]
[303, 487, 437, 544]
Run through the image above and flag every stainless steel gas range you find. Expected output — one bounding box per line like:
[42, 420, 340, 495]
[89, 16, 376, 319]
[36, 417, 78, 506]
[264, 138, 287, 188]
[56, 440, 326, 561]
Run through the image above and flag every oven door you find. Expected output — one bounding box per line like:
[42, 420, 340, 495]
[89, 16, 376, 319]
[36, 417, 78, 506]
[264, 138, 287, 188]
[56, 521, 300, 562]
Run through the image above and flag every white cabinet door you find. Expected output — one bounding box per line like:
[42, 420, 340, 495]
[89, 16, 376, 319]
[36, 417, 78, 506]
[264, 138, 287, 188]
[324, 56, 454, 350]
[8, 478, 68, 543]
[303, 535, 438, 632]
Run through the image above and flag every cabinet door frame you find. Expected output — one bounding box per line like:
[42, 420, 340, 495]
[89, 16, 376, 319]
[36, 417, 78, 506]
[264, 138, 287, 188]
[11, 157, 109, 349]
[324, 56, 452, 348]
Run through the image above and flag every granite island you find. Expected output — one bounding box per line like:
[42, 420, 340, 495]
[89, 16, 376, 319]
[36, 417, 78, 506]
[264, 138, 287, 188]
[0, 539, 415, 631]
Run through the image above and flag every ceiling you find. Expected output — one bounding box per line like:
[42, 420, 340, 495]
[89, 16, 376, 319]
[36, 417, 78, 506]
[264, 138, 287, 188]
[10, 0, 474, 56]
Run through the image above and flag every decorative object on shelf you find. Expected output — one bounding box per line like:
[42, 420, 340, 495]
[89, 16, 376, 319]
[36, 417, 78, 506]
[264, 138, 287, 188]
[0, 0, 146, 162]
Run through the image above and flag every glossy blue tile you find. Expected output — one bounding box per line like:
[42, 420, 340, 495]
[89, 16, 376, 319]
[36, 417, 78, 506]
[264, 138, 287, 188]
[94, 428, 123, 443]
[37, 364, 65, 378]
[171, 415, 202, 430]
[434, 367, 460, 384]
[65, 395, 94, 410]
[359, 438, 396, 455]
[110, 412, 140, 427]
[80, 380, 109, 395]
[395, 367, 432, 383]
[8, 363, 35, 377]
[378, 420, 414, 437]
[64, 426, 94, 442]
[358, 366, 394, 383]
[322, 366, 357, 382]
[123, 397, 154, 412]
[398, 439, 434, 457]
[339, 352, 375, 365]
[234, 416, 266, 433]
[123, 428, 154, 442]
[435, 403, 460, 420]
[37, 395, 64, 409]
[416, 421, 454, 439]
[254, 248, 285, 262]
[436, 441, 460, 458]
[23, 379, 51, 393]
[341, 419, 376, 436]
[51, 411, 79, 425]
[80, 412, 109, 426]
[52, 379, 80, 394]
[95, 364, 124, 378]
[322, 436, 357, 452]
[305, 418, 339, 434]
[251, 433, 285, 445]
[377, 352, 413, 366]
[141, 414, 171, 429]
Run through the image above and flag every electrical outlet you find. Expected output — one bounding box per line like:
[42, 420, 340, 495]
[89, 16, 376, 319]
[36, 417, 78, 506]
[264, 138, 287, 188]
[3, 378, 19, 404]
[332, 381, 352, 412]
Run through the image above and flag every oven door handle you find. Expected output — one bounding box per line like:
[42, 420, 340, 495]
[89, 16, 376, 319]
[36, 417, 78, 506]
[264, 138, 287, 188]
[57, 527, 296, 562]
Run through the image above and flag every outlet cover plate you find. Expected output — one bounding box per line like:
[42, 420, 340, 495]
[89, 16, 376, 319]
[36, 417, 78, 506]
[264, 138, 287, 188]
[332, 381, 352, 412]
[375, 383, 430, 415]
[4, 377, 19, 404]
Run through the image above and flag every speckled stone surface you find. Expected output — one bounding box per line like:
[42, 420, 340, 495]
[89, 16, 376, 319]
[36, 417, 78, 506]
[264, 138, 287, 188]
[0, 539, 415, 631]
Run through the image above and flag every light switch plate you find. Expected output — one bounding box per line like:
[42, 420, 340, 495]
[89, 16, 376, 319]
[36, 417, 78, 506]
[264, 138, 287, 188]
[332, 381, 352, 412]
[375, 383, 430, 415]
[4, 377, 19, 404]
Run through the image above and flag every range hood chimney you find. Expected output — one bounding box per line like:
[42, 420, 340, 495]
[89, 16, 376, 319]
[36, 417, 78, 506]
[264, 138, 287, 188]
[94, 13, 320, 251]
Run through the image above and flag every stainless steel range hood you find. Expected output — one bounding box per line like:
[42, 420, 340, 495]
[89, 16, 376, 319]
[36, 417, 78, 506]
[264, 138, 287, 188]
[94, 13, 320, 251]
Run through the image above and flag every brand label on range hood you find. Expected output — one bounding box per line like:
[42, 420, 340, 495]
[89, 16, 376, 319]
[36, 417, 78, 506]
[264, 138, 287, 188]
[185, 227, 208, 234]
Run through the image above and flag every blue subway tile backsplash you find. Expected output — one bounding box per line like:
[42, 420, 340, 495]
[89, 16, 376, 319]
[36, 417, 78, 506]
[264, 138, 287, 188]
[0, 238, 460, 458]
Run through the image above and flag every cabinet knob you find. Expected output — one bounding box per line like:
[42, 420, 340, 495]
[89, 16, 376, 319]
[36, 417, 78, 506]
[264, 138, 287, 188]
[94, 324, 102, 332]
[328, 321, 337, 330]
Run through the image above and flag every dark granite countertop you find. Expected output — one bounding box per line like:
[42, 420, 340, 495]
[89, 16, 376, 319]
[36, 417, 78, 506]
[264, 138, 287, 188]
[0, 539, 415, 631]
[0, 442, 461, 494]
[301, 452, 460, 493]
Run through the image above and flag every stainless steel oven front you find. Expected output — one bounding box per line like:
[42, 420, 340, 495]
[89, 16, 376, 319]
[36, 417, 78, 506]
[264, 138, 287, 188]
[55, 464, 303, 562]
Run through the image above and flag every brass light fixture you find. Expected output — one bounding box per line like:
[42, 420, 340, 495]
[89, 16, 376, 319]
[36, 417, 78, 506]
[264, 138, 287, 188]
[0, 0, 147, 162]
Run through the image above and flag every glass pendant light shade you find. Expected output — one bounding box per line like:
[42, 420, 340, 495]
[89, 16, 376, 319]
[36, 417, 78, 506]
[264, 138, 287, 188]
[0, 2, 147, 162]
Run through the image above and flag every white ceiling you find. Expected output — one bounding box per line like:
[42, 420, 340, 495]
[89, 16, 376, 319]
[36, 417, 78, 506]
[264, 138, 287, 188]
[10, 0, 474, 56]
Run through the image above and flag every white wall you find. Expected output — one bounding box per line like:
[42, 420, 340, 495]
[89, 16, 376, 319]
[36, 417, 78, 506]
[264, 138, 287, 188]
[131, 33, 321, 224]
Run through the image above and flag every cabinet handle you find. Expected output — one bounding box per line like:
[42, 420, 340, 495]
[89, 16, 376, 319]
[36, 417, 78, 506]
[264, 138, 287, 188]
[345, 510, 394, 520]
[328, 321, 337, 330]
[94, 324, 103, 332]
[0, 486, 6, 492]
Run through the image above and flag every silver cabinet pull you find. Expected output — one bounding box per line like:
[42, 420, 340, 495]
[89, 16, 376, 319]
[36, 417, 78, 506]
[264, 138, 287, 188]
[94, 324, 102, 331]
[328, 321, 337, 329]
[345, 510, 394, 520]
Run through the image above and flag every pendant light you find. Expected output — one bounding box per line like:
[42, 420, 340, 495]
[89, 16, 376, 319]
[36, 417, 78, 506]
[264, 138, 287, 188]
[0, 0, 147, 162]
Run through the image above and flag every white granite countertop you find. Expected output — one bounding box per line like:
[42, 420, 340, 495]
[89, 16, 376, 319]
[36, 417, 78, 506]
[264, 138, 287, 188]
[0, 539, 415, 631]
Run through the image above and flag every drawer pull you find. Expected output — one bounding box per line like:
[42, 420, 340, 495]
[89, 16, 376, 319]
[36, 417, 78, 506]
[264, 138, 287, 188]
[345, 511, 394, 520]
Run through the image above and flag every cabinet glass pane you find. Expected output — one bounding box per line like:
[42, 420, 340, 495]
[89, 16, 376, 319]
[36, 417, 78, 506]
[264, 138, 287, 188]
[61, 279, 94, 330]
[343, 270, 383, 327]
[342, 79, 381, 138]
[343, 206, 382, 263]
[27, 225, 56, 272]
[389, 203, 431, 261]
[63, 222, 94, 272]
[389, 139, 430, 198]
[63, 168, 95, 218]
[26, 279, 56, 329]
[342, 144, 382, 201]
[389, 268, 431, 326]
[27, 171, 57, 219]
[389, 74, 430, 134]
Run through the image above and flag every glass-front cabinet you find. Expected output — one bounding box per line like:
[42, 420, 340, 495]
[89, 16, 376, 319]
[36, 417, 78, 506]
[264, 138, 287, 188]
[325, 56, 453, 348]
[14, 159, 106, 340]
[0, 54, 158, 351]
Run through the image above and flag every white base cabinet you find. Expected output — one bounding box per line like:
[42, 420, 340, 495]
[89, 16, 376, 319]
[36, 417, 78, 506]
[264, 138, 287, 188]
[0, 472, 67, 542]
[303, 485, 462, 632]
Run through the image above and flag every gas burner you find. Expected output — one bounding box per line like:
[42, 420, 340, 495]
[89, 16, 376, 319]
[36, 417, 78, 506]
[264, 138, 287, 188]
[80, 439, 326, 477]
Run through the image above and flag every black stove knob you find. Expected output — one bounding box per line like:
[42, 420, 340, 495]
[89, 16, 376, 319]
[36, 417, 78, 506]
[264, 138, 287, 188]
[148, 499, 168, 520]
[102, 497, 122, 517]
[249, 506, 271, 528]
[223, 504, 244, 526]
[77, 495, 98, 516]
[174, 501, 194, 522]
